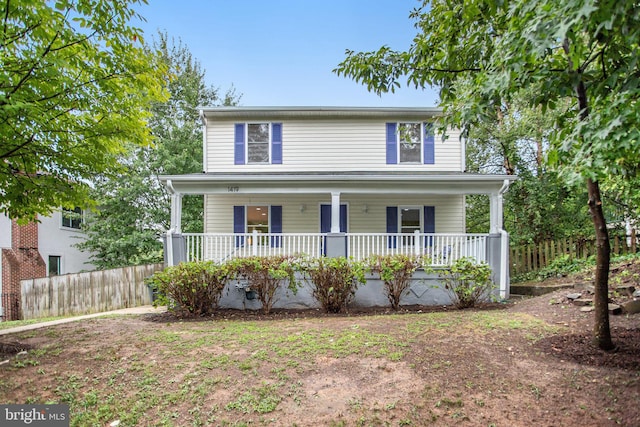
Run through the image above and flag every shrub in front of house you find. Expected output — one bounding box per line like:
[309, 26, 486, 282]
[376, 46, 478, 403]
[147, 260, 232, 316]
[302, 257, 367, 313]
[227, 256, 299, 314]
[438, 257, 495, 309]
[369, 254, 422, 310]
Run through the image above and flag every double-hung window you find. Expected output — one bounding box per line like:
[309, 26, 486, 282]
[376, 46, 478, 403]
[247, 124, 270, 164]
[386, 122, 435, 164]
[247, 205, 269, 236]
[398, 123, 422, 163]
[62, 207, 83, 229]
[386, 206, 435, 248]
[233, 205, 283, 247]
[234, 123, 283, 165]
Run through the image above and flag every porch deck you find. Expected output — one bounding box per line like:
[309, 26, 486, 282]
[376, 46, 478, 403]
[183, 232, 489, 266]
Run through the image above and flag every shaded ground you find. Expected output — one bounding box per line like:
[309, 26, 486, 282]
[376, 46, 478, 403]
[0, 264, 639, 426]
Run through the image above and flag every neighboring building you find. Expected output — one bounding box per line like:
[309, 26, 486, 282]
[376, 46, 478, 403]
[160, 106, 516, 307]
[0, 209, 95, 320]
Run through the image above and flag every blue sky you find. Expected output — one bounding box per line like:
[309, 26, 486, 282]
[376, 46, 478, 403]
[133, 0, 438, 107]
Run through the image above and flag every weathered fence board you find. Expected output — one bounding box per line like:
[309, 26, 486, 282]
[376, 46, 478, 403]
[510, 230, 638, 276]
[20, 264, 164, 320]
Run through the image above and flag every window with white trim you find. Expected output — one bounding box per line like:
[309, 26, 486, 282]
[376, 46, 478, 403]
[398, 123, 422, 163]
[247, 124, 270, 164]
[61, 207, 83, 229]
[400, 207, 421, 233]
[400, 207, 421, 246]
[247, 205, 269, 233]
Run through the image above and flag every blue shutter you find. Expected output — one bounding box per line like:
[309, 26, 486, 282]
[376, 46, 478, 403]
[320, 205, 331, 255]
[386, 206, 397, 248]
[424, 206, 435, 247]
[233, 206, 245, 247]
[423, 122, 435, 164]
[320, 204, 347, 233]
[270, 205, 282, 247]
[386, 123, 397, 164]
[320, 205, 331, 233]
[234, 124, 245, 165]
[271, 123, 282, 164]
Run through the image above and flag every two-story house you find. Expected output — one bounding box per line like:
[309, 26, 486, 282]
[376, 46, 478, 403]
[1, 209, 95, 320]
[160, 107, 516, 307]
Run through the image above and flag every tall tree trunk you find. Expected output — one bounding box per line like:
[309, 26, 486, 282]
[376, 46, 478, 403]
[586, 178, 614, 350]
[496, 105, 516, 175]
[535, 138, 543, 176]
[575, 75, 615, 351]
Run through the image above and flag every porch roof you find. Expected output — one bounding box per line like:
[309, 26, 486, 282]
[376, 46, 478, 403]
[160, 171, 517, 196]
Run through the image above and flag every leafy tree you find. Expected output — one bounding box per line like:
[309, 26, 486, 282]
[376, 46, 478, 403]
[0, 0, 167, 220]
[78, 33, 240, 269]
[462, 87, 592, 244]
[336, 0, 640, 350]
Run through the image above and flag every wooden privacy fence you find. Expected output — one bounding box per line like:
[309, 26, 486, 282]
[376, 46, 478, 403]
[510, 230, 638, 276]
[20, 263, 164, 320]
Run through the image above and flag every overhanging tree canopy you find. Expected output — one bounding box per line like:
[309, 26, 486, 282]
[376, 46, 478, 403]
[335, 0, 640, 350]
[0, 0, 167, 220]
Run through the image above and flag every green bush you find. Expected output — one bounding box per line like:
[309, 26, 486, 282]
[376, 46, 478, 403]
[147, 261, 233, 316]
[228, 256, 299, 314]
[438, 257, 495, 309]
[369, 254, 422, 310]
[302, 257, 367, 313]
[511, 254, 595, 283]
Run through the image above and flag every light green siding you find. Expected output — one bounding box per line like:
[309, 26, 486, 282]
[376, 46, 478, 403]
[204, 194, 464, 233]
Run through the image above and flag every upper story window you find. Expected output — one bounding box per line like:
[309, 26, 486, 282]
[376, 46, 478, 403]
[247, 124, 270, 164]
[235, 123, 283, 165]
[386, 122, 435, 165]
[398, 123, 422, 163]
[61, 207, 83, 229]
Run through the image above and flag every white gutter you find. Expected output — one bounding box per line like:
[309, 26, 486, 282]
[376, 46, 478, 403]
[200, 110, 207, 173]
[166, 178, 176, 196]
[498, 178, 510, 196]
[498, 178, 511, 299]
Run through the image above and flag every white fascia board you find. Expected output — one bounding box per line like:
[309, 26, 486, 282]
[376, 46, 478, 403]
[159, 173, 517, 196]
[197, 106, 444, 120]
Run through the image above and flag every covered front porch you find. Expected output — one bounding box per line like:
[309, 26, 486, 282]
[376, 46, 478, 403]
[160, 172, 516, 298]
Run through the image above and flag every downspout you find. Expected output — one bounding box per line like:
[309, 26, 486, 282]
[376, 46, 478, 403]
[200, 109, 207, 173]
[498, 179, 510, 299]
[166, 179, 176, 267]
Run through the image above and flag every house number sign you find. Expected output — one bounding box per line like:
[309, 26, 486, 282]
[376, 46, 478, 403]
[227, 186, 239, 192]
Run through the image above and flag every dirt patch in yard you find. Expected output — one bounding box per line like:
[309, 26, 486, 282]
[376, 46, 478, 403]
[0, 275, 639, 425]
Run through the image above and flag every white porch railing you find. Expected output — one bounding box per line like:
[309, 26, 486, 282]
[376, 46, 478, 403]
[183, 231, 488, 266]
[348, 232, 488, 265]
[184, 232, 326, 262]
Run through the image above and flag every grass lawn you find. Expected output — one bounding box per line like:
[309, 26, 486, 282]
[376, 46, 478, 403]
[0, 300, 638, 426]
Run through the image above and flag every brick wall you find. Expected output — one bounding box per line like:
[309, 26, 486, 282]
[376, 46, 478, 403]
[1, 220, 46, 321]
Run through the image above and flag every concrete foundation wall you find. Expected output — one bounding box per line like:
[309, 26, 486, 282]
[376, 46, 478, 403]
[217, 270, 453, 310]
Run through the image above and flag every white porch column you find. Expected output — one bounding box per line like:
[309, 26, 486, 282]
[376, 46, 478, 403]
[489, 192, 502, 234]
[170, 192, 183, 234]
[331, 191, 341, 233]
